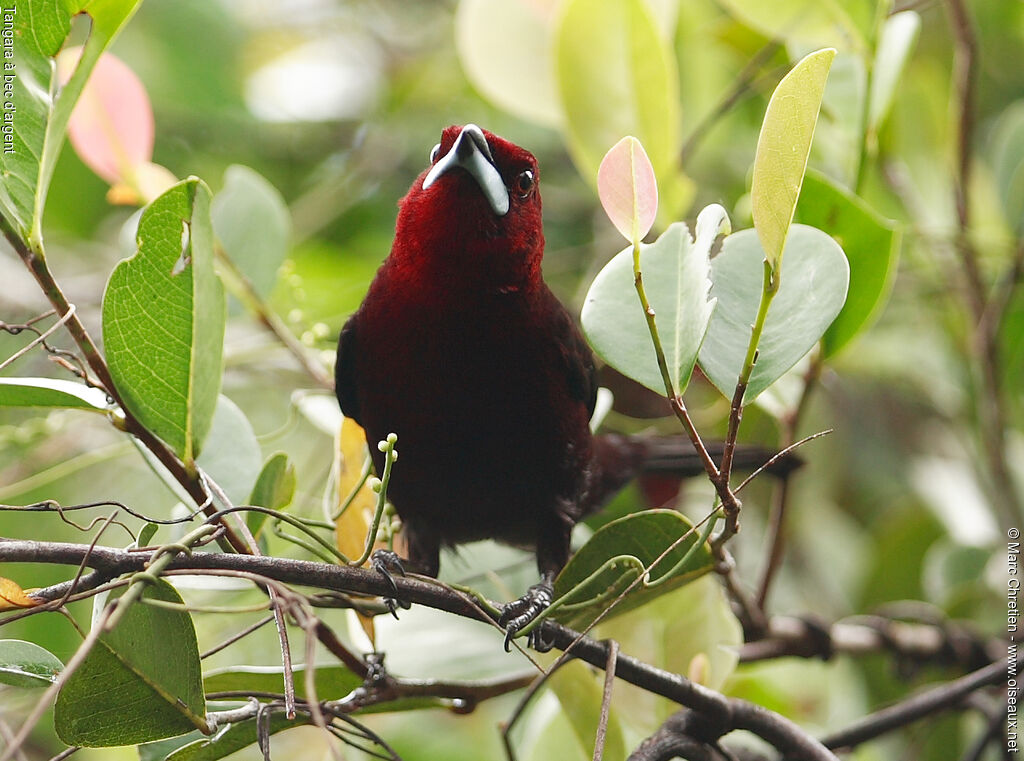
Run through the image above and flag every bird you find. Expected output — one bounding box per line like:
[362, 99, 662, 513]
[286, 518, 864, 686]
[335, 124, 783, 649]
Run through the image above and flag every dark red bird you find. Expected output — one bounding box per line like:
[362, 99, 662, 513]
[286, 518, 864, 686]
[335, 125, 777, 648]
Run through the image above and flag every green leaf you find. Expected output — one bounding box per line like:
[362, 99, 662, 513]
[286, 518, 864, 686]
[751, 48, 835, 271]
[247, 452, 295, 537]
[136, 522, 159, 548]
[552, 509, 714, 631]
[211, 165, 291, 300]
[715, 0, 869, 50]
[990, 100, 1024, 235]
[249, 452, 296, 512]
[0, 639, 63, 687]
[195, 395, 262, 506]
[555, 0, 691, 219]
[697, 225, 849, 402]
[0, 377, 109, 411]
[795, 171, 899, 356]
[137, 731, 204, 761]
[203, 663, 361, 702]
[0, 0, 142, 241]
[55, 579, 206, 746]
[102, 178, 225, 466]
[161, 714, 308, 761]
[581, 207, 726, 396]
[868, 11, 921, 133]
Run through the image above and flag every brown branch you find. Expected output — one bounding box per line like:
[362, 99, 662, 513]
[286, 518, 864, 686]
[821, 658, 1008, 750]
[756, 354, 823, 610]
[739, 614, 1003, 671]
[680, 41, 785, 166]
[594, 640, 619, 761]
[0, 218, 250, 553]
[0, 539, 836, 757]
[941, 0, 1021, 527]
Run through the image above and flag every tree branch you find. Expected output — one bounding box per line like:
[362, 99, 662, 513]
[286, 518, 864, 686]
[821, 658, 1008, 750]
[0, 539, 834, 758]
[739, 614, 1002, 671]
[0, 218, 250, 553]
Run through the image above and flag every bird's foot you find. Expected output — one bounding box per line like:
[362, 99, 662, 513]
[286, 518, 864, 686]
[370, 549, 411, 618]
[499, 580, 555, 652]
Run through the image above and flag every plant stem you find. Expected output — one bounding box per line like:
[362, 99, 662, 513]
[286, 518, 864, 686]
[629, 242, 724, 487]
[350, 434, 397, 568]
[714, 259, 778, 546]
[214, 245, 334, 390]
[756, 352, 822, 610]
[0, 216, 249, 553]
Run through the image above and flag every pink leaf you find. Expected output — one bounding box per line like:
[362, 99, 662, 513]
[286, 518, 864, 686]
[57, 47, 155, 186]
[597, 136, 658, 244]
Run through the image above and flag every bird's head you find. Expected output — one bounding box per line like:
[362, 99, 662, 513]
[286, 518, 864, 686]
[392, 124, 544, 293]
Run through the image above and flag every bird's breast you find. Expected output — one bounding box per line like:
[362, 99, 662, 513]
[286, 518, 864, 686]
[353, 280, 592, 545]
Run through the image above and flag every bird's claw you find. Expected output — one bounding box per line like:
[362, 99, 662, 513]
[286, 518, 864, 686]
[370, 549, 411, 619]
[499, 580, 555, 652]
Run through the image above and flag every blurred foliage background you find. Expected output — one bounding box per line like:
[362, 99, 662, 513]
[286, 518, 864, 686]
[1, 0, 1021, 759]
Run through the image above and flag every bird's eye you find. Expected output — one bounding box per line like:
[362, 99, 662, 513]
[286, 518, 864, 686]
[429, 143, 441, 163]
[514, 169, 535, 199]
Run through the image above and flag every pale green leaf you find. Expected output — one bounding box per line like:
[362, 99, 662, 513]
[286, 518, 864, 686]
[597, 575, 743, 695]
[546, 661, 627, 761]
[697, 225, 849, 402]
[0, 639, 63, 687]
[581, 207, 725, 396]
[868, 12, 921, 132]
[715, 0, 869, 51]
[555, 0, 691, 219]
[751, 48, 835, 270]
[0, 377, 109, 411]
[990, 101, 1024, 234]
[212, 165, 291, 300]
[249, 452, 296, 515]
[195, 396, 262, 506]
[455, 0, 562, 127]
[102, 179, 225, 466]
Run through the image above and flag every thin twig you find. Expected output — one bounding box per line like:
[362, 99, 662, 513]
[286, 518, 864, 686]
[681, 41, 785, 166]
[201, 614, 277, 659]
[942, 0, 1021, 527]
[756, 353, 823, 610]
[821, 658, 1008, 750]
[214, 244, 333, 390]
[0, 305, 79, 372]
[593, 640, 619, 761]
[0, 215, 250, 553]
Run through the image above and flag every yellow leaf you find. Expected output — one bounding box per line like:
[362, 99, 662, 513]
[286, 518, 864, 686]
[751, 48, 835, 271]
[334, 418, 378, 562]
[0, 576, 39, 610]
[333, 417, 382, 644]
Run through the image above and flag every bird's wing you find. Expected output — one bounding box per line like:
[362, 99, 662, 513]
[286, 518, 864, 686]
[334, 314, 362, 424]
[549, 289, 598, 419]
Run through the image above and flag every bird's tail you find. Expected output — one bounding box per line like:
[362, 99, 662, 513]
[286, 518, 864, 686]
[582, 433, 799, 517]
